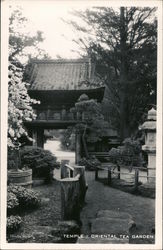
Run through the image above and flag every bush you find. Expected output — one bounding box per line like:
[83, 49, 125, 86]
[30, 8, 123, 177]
[7, 192, 19, 215]
[20, 146, 60, 182]
[8, 185, 41, 209]
[7, 215, 22, 233]
[108, 138, 144, 169]
[79, 156, 101, 171]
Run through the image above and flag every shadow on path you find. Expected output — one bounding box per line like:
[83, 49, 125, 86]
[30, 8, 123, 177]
[79, 171, 155, 244]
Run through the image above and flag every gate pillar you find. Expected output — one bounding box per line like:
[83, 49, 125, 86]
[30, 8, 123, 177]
[32, 128, 44, 148]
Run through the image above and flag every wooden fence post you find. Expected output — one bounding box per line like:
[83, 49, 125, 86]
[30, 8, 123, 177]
[134, 168, 139, 191]
[108, 169, 111, 185]
[117, 165, 120, 179]
[95, 168, 98, 180]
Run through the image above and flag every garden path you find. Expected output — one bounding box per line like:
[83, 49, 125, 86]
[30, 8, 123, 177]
[79, 171, 155, 244]
[44, 139, 75, 179]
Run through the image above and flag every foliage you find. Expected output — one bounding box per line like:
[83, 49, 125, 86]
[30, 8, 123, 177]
[8, 185, 41, 209]
[9, 6, 49, 64]
[7, 192, 19, 215]
[73, 95, 112, 142]
[87, 119, 115, 143]
[20, 146, 60, 182]
[108, 138, 144, 169]
[79, 156, 101, 171]
[7, 215, 22, 233]
[71, 95, 114, 157]
[70, 7, 157, 139]
[60, 127, 76, 151]
[8, 62, 39, 149]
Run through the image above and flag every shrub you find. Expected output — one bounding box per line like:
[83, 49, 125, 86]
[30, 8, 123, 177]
[20, 146, 60, 182]
[108, 138, 144, 169]
[79, 156, 101, 171]
[8, 185, 41, 209]
[7, 215, 22, 233]
[7, 192, 19, 215]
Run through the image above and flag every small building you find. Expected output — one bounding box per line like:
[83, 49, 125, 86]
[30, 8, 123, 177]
[24, 58, 105, 162]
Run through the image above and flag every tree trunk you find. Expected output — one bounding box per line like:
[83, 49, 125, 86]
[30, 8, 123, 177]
[119, 7, 130, 141]
[82, 124, 89, 158]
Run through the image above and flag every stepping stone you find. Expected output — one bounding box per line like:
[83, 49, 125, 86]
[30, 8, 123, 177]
[89, 210, 136, 243]
[96, 210, 132, 220]
[96, 210, 136, 228]
[91, 217, 130, 235]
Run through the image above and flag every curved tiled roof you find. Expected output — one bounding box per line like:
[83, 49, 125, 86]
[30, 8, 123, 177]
[28, 58, 102, 90]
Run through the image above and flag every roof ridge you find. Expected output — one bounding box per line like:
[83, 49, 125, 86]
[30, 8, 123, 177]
[30, 58, 90, 64]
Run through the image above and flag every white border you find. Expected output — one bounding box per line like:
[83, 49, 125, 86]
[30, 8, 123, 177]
[1, 0, 162, 250]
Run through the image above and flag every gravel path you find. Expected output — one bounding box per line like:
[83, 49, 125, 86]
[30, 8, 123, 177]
[80, 171, 155, 244]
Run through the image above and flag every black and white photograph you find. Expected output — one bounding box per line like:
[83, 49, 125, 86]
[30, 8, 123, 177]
[0, 0, 162, 249]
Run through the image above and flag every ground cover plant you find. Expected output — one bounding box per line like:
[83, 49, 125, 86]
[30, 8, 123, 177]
[7, 181, 62, 243]
[7, 215, 22, 234]
[8, 185, 41, 210]
[7, 192, 19, 215]
[7, 184, 41, 236]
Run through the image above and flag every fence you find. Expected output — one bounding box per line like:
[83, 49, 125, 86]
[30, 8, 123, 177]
[59, 160, 87, 220]
[95, 165, 156, 190]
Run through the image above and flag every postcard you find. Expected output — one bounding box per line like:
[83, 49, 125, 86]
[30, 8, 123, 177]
[1, 0, 162, 249]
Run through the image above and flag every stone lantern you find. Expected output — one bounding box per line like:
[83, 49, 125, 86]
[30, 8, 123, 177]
[141, 108, 156, 183]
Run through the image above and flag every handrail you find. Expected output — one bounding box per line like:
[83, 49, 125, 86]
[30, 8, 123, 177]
[65, 164, 75, 171]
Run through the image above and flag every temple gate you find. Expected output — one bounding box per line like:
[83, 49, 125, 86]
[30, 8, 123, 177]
[24, 58, 105, 163]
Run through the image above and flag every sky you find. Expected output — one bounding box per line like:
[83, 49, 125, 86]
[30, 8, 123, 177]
[8, 0, 158, 61]
[9, 0, 96, 59]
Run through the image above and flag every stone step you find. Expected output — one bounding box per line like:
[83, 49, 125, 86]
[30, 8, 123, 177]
[82, 210, 136, 244]
[91, 217, 130, 235]
[96, 210, 135, 229]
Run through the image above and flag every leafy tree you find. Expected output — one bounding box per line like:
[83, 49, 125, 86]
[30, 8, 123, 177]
[69, 7, 157, 140]
[8, 7, 48, 169]
[8, 61, 39, 150]
[8, 54, 40, 171]
[9, 6, 49, 65]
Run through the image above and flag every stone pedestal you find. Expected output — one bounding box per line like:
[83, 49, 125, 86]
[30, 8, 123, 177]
[141, 108, 156, 184]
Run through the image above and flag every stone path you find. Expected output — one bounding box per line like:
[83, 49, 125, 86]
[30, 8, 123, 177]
[77, 171, 155, 244]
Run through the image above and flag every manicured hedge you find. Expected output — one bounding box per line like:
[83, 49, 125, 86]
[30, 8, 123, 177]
[79, 156, 101, 171]
[20, 146, 60, 182]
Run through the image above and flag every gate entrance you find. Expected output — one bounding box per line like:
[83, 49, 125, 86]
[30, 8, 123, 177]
[24, 58, 105, 163]
[44, 129, 75, 165]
